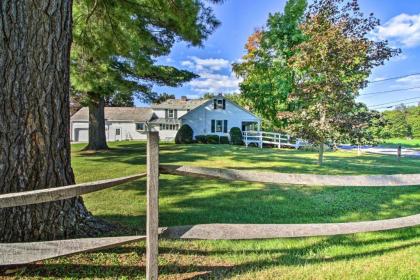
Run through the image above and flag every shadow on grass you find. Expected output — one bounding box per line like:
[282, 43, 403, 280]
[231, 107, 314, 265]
[88, 175, 420, 236]
[12, 230, 420, 279]
[74, 142, 420, 176]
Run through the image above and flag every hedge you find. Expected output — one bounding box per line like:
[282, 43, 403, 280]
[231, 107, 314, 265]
[175, 124, 193, 144]
[220, 136, 229, 144]
[195, 135, 208, 144]
[207, 135, 220, 144]
[229, 127, 243, 145]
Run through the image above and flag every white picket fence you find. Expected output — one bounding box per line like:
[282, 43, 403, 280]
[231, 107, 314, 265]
[243, 131, 307, 149]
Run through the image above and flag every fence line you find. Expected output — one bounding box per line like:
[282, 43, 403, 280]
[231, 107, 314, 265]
[161, 214, 420, 240]
[1, 132, 419, 279]
[0, 235, 146, 266]
[0, 173, 146, 209]
[160, 165, 420, 187]
[243, 131, 307, 149]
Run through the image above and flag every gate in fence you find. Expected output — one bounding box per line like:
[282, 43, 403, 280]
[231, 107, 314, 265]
[1, 131, 419, 280]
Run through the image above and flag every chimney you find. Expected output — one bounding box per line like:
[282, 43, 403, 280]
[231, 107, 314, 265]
[181, 96, 187, 101]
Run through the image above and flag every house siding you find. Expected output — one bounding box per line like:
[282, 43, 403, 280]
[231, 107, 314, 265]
[71, 121, 149, 142]
[70, 99, 260, 142]
[182, 100, 260, 139]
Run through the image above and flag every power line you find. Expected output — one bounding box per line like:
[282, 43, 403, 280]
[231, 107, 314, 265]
[360, 86, 420, 96]
[370, 96, 420, 108]
[373, 101, 420, 110]
[368, 72, 420, 83]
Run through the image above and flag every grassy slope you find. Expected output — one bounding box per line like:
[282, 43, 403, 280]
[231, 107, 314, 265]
[380, 138, 420, 149]
[16, 141, 420, 280]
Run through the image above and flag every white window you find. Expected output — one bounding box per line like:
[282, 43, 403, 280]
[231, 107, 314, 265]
[168, 109, 174, 118]
[136, 123, 145, 131]
[159, 123, 179, 130]
[213, 98, 225, 110]
[211, 119, 228, 133]
[216, 120, 223, 132]
[115, 128, 121, 136]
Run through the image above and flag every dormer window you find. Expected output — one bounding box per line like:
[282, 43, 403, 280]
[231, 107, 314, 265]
[213, 98, 226, 110]
[168, 109, 174, 118]
[165, 109, 177, 119]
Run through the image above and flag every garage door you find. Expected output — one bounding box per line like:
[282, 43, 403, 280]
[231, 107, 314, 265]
[75, 128, 88, 142]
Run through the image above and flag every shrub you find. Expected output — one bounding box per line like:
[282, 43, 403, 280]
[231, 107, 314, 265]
[207, 135, 220, 144]
[229, 127, 243, 145]
[175, 124, 193, 144]
[195, 135, 208, 144]
[220, 136, 229, 144]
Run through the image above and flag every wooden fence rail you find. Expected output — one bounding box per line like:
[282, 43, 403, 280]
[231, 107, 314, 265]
[160, 165, 420, 187]
[0, 173, 146, 209]
[161, 214, 420, 240]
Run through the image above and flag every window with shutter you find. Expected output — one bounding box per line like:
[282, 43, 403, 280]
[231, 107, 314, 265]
[223, 120, 228, 133]
[211, 120, 215, 133]
[213, 99, 217, 109]
[222, 99, 226, 109]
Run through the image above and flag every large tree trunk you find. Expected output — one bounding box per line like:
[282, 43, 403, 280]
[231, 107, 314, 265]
[0, 0, 110, 242]
[84, 94, 109, 150]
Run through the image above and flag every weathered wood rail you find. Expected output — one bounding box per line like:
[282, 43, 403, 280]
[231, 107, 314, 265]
[0, 173, 146, 209]
[161, 214, 420, 240]
[1, 132, 419, 280]
[160, 165, 420, 187]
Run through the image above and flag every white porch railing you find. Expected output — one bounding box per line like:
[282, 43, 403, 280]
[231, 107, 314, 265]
[242, 131, 307, 149]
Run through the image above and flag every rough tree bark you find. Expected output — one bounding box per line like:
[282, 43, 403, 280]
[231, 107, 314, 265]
[84, 94, 109, 151]
[0, 0, 110, 242]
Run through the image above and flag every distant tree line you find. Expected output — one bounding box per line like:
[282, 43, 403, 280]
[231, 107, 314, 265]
[381, 104, 420, 139]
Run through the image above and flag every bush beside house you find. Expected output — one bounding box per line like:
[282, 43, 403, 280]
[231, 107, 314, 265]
[175, 124, 193, 144]
[207, 135, 220, 144]
[220, 136, 229, 144]
[195, 135, 208, 144]
[230, 127, 243, 145]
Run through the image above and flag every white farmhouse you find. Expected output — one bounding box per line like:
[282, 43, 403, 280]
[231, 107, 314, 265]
[70, 95, 261, 142]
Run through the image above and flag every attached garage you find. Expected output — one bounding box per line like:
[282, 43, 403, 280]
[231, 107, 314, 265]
[74, 128, 88, 142]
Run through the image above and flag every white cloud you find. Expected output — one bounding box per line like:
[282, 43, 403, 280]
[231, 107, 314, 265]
[179, 56, 242, 94]
[181, 56, 231, 72]
[396, 75, 420, 86]
[188, 72, 242, 93]
[374, 13, 420, 48]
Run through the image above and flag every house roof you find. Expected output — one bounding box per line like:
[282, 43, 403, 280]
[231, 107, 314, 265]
[71, 107, 155, 122]
[151, 99, 208, 110]
[179, 97, 261, 120]
[149, 118, 181, 125]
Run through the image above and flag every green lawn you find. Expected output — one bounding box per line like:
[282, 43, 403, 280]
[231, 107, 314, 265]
[380, 138, 420, 149]
[17, 141, 420, 280]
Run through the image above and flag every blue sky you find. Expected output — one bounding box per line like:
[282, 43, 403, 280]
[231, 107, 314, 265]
[139, 0, 420, 110]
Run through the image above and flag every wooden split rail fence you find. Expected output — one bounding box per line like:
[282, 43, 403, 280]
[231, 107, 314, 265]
[1, 131, 419, 279]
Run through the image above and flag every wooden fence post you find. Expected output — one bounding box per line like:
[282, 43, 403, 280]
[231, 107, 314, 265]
[146, 132, 159, 280]
[397, 144, 402, 161]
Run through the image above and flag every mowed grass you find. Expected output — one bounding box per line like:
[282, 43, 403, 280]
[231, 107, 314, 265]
[15, 141, 420, 280]
[381, 138, 420, 149]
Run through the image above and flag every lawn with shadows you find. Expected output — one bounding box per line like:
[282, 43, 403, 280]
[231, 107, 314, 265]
[380, 138, 420, 149]
[12, 141, 420, 280]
